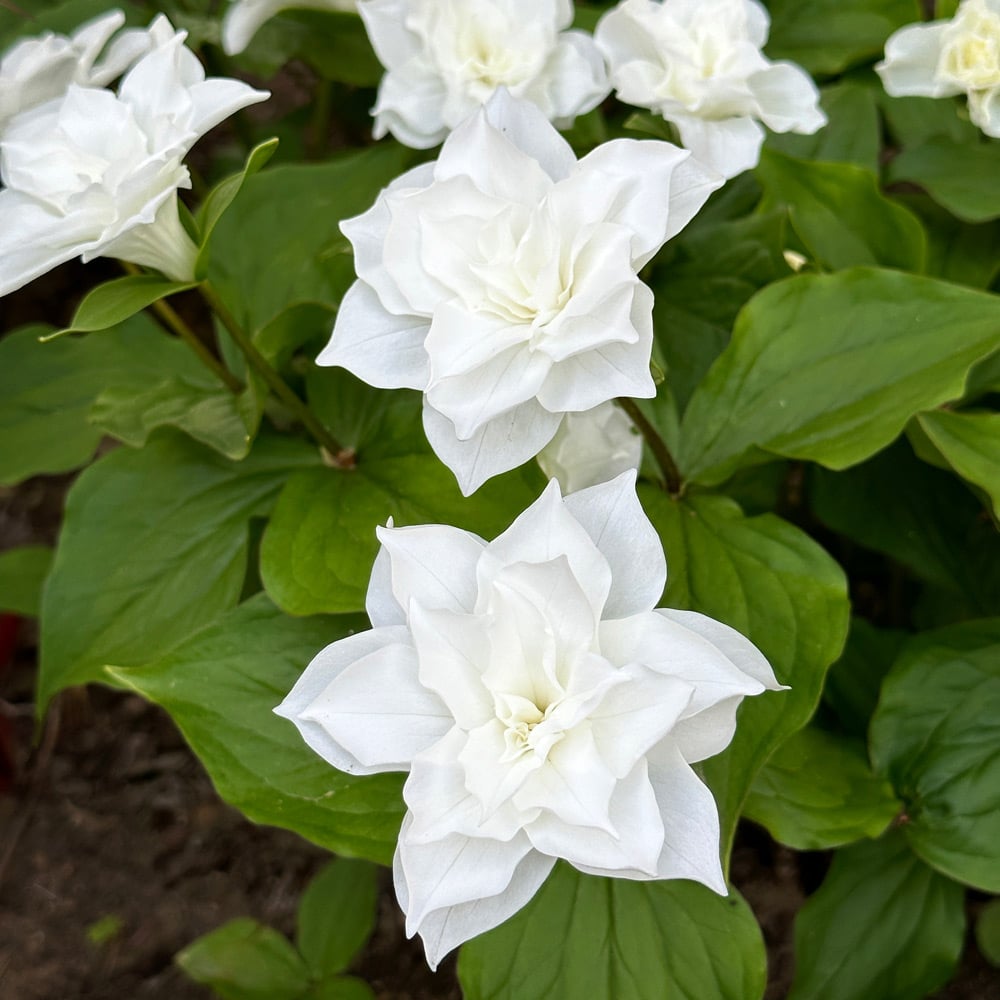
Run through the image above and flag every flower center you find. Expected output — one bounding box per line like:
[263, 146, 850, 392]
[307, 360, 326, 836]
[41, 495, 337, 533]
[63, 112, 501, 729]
[494, 692, 565, 762]
[939, 4, 1000, 89]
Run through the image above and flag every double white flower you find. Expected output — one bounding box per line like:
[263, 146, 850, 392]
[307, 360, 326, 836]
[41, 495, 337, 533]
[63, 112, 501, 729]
[595, 0, 826, 178]
[320, 90, 721, 494]
[222, 0, 358, 56]
[0, 18, 268, 298]
[277, 473, 782, 967]
[877, 0, 1000, 137]
[359, 0, 609, 148]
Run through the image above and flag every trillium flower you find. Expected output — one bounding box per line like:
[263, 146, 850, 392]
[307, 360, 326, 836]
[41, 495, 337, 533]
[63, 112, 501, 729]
[594, 0, 826, 179]
[0, 9, 153, 134]
[320, 90, 722, 494]
[222, 0, 358, 56]
[538, 401, 643, 493]
[0, 19, 268, 298]
[276, 472, 783, 968]
[877, 0, 1000, 137]
[358, 0, 610, 148]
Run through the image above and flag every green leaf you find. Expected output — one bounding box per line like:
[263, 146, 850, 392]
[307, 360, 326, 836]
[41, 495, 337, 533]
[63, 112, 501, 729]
[743, 726, 899, 851]
[112, 595, 404, 863]
[458, 865, 766, 1000]
[878, 92, 981, 148]
[887, 137, 1000, 222]
[90, 375, 261, 462]
[0, 546, 53, 617]
[789, 832, 965, 1000]
[678, 268, 1000, 487]
[37, 433, 317, 714]
[810, 442, 1000, 622]
[870, 620, 1000, 891]
[916, 409, 1000, 520]
[822, 619, 907, 738]
[640, 491, 849, 859]
[976, 898, 1000, 967]
[208, 144, 418, 334]
[196, 138, 280, 279]
[756, 149, 927, 272]
[765, 0, 919, 75]
[176, 918, 310, 1000]
[650, 212, 789, 409]
[766, 80, 880, 171]
[297, 859, 378, 978]
[44, 275, 198, 340]
[261, 382, 544, 615]
[0, 0, 144, 47]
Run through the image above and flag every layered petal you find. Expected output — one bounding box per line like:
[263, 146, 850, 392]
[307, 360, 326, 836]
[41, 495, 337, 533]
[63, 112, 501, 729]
[876, 22, 956, 97]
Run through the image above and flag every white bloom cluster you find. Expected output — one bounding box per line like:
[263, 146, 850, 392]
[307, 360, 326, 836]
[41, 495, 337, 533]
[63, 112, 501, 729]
[320, 90, 721, 494]
[877, 0, 1000, 137]
[594, 0, 826, 178]
[277, 473, 782, 968]
[0, 16, 268, 297]
[359, 0, 609, 148]
[222, 0, 358, 56]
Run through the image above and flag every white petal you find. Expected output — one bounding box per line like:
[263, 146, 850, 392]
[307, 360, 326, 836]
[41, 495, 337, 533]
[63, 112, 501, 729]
[589, 663, 694, 777]
[481, 87, 578, 183]
[563, 469, 666, 619]
[969, 86, 1000, 138]
[574, 139, 723, 266]
[222, 0, 284, 54]
[423, 299, 532, 381]
[743, 0, 771, 48]
[186, 77, 270, 138]
[422, 397, 562, 495]
[533, 31, 610, 122]
[409, 603, 494, 729]
[277, 630, 451, 774]
[477, 478, 613, 617]
[667, 694, 745, 763]
[396, 819, 536, 932]
[371, 63, 450, 149]
[674, 114, 765, 180]
[526, 757, 665, 875]
[394, 822, 555, 970]
[374, 521, 486, 616]
[357, 0, 417, 67]
[749, 62, 826, 134]
[460, 718, 547, 815]
[365, 542, 403, 627]
[876, 22, 957, 98]
[317, 280, 430, 389]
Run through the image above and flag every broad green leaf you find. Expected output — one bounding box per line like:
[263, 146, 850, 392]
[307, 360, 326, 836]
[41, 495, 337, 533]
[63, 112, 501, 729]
[678, 269, 1000, 487]
[789, 832, 965, 1000]
[878, 93, 981, 148]
[90, 375, 261, 461]
[0, 546, 53, 617]
[44, 275, 198, 340]
[0, 0, 144, 46]
[650, 212, 789, 409]
[822, 619, 907, 738]
[176, 918, 310, 1000]
[976, 899, 1000, 967]
[765, 0, 919, 75]
[297, 859, 378, 979]
[458, 865, 765, 1000]
[196, 138, 280, 279]
[887, 137, 1000, 222]
[38, 433, 317, 713]
[112, 595, 404, 863]
[916, 409, 1000, 520]
[261, 382, 544, 615]
[811, 442, 1000, 622]
[0, 316, 222, 485]
[870, 620, 1000, 891]
[743, 726, 899, 851]
[756, 149, 927, 272]
[766, 81, 880, 171]
[208, 144, 418, 334]
[640, 491, 849, 859]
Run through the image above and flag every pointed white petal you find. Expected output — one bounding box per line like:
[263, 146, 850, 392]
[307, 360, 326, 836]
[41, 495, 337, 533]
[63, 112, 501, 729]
[480, 88, 577, 183]
[750, 62, 826, 134]
[876, 22, 956, 98]
[674, 114, 765, 180]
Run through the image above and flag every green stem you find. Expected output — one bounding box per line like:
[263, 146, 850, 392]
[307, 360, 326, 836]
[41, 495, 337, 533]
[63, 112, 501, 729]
[200, 281, 347, 460]
[123, 263, 243, 393]
[617, 397, 684, 496]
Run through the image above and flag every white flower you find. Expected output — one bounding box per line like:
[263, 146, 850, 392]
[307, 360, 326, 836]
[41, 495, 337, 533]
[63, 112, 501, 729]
[319, 90, 721, 494]
[538, 401, 643, 493]
[877, 0, 1000, 137]
[595, 0, 826, 178]
[276, 472, 783, 968]
[222, 0, 358, 56]
[358, 0, 610, 148]
[0, 20, 268, 297]
[0, 10, 150, 134]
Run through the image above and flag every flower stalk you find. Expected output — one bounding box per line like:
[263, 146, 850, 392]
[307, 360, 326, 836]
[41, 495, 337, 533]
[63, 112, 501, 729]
[616, 397, 684, 496]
